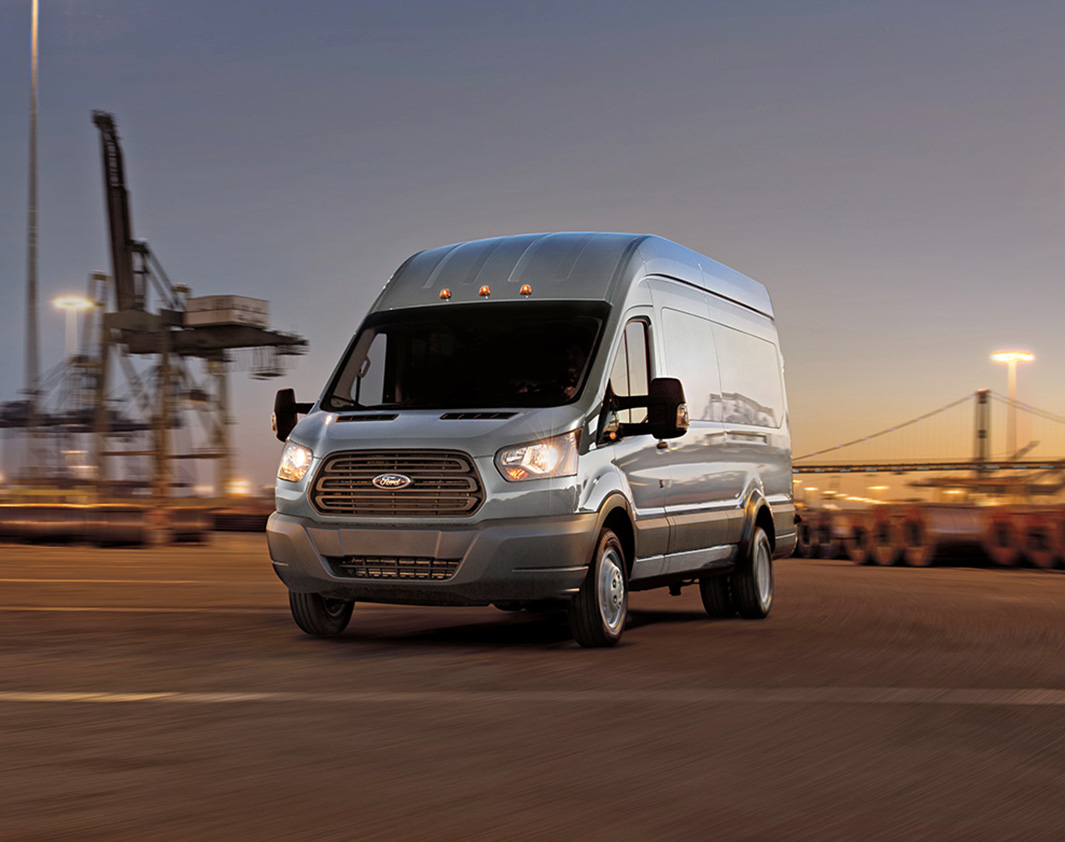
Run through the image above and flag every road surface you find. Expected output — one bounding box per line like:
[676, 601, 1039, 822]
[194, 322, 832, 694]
[1, 534, 1063, 840]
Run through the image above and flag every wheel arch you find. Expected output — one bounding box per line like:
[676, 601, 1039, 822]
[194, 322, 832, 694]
[596, 495, 636, 576]
[741, 489, 776, 554]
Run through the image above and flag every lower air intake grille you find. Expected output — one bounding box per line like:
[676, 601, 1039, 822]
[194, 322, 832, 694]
[310, 450, 484, 517]
[326, 556, 460, 580]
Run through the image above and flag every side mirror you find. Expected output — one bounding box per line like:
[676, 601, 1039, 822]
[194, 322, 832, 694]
[604, 378, 690, 442]
[272, 388, 313, 442]
[646, 378, 689, 439]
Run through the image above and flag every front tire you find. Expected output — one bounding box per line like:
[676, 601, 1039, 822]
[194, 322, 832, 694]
[734, 526, 773, 619]
[568, 528, 627, 647]
[289, 591, 355, 636]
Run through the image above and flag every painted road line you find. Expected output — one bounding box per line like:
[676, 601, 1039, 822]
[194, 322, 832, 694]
[0, 579, 281, 585]
[0, 606, 287, 614]
[1, 688, 1064, 706]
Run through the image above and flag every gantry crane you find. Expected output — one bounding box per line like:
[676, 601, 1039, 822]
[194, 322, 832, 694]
[90, 110, 307, 501]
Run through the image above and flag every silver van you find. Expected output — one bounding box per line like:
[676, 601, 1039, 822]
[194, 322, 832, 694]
[267, 232, 794, 646]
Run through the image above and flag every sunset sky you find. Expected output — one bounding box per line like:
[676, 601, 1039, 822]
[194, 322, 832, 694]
[2, 0, 1065, 489]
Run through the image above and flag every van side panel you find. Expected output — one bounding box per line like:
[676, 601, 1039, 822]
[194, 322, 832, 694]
[648, 280, 740, 552]
[648, 276, 793, 569]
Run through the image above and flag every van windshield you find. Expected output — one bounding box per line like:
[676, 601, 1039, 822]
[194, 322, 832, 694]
[324, 302, 608, 411]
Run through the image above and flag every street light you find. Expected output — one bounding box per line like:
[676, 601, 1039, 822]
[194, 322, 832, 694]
[52, 294, 94, 358]
[991, 350, 1034, 458]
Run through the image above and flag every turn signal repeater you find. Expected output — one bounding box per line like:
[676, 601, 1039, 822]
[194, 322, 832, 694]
[439, 288, 452, 300]
[519, 284, 532, 297]
[479, 285, 492, 297]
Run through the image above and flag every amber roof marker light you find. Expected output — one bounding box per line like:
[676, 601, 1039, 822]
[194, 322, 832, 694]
[519, 284, 532, 297]
[439, 288, 452, 300]
[479, 285, 491, 297]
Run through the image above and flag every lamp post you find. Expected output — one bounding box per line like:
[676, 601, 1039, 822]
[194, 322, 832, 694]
[25, 0, 39, 407]
[53, 294, 94, 358]
[991, 351, 1034, 459]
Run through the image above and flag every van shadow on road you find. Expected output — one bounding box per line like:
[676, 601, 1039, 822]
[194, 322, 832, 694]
[301, 604, 718, 650]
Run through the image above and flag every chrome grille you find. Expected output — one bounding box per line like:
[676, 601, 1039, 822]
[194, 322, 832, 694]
[326, 556, 460, 580]
[311, 450, 484, 517]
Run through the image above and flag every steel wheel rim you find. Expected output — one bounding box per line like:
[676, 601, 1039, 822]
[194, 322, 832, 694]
[754, 537, 772, 609]
[322, 597, 348, 618]
[598, 548, 625, 631]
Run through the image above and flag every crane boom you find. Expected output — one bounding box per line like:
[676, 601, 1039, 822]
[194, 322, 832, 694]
[92, 110, 142, 312]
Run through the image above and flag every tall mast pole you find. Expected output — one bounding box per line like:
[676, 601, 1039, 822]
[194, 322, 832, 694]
[25, 0, 40, 474]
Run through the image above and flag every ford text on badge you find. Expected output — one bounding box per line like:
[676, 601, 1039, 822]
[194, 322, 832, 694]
[372, 474, 412, 490]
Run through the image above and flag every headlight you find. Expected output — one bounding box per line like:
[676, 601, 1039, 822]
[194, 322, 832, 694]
[495, 430, 580, 482]
[277, 442, 313, 483]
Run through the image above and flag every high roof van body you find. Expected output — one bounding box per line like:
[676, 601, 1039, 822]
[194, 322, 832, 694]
[268, 233, 794, 646]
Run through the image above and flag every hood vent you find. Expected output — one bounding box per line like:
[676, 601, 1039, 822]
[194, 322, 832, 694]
[337, 414, 398, 423]
[440, 412, 517, 420]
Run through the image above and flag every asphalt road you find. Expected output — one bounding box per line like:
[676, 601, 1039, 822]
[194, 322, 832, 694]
[1, 534, 1063, 841]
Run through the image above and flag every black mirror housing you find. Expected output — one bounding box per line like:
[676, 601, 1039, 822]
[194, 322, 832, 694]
[272, 388, 312, 442]
[607, 377, 690, 441]
[646, 378, 689, 439]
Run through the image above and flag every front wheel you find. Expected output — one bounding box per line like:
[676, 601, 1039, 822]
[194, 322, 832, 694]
[289, 591, 355, 636]
[734, 526, 774, 619]
[568, 529, 627, 647]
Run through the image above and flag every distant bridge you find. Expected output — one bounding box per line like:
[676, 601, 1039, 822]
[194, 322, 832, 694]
[793, 389, 1065, 476]
[794, 458, 1065, 475]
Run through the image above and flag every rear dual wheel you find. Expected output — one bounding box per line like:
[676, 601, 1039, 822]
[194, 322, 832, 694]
[700, 525, 773, 620]
[734, 526, 774, 619]
[698, 574, 735, 618]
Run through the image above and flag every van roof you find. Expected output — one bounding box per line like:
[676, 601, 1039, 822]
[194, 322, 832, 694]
[373, 232, 774, 318]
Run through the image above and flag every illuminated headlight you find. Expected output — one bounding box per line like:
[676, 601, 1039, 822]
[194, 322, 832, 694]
[495, 430, 580, 482]
[277, 442, 313, 483]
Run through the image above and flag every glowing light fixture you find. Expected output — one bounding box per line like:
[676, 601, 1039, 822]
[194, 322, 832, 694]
[495, 430, 580, 481]
[53, 294, 93, 311]
[991, 350, 1034, 458]
[277, 442, 313, 483]
[52, 294, 94, 358]
[439, 289, 452, 300]
[227, 478, 253, 497]
[519, 284, 532, 296]
[991, 351, 1034, 363]
[479, 285, 491, 297]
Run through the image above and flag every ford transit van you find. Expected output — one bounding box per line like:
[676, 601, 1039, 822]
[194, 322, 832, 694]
[267, 233, 794, 646]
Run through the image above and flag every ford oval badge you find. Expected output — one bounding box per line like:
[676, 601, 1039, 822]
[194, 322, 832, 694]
[372, 473, 412, 490]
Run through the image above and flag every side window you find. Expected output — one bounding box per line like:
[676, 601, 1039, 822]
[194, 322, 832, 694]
[711, 324, 783, 427]
[608, 319, 651, 424]
[660, 308, 721, 422]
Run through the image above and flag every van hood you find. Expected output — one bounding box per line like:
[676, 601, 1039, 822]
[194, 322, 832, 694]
[288, 406, 588, 460]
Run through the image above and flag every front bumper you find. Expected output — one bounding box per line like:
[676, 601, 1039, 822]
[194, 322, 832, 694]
[266, 512, 598, 606]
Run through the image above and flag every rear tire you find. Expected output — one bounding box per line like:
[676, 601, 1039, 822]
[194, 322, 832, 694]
[289, 591, 355, 636]
[568, 529, 627, 647]
[734, 526, 773, 619]
[698, 574, 735, 618]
